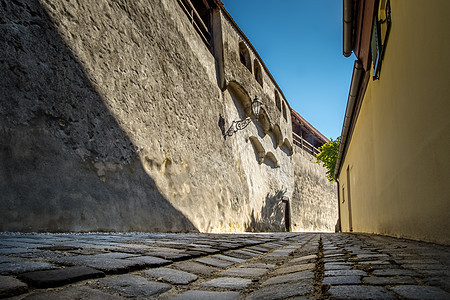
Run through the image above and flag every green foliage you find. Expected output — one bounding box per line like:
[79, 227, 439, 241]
[316, 137, 341, 183]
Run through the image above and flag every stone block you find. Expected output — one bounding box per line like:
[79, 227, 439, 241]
[239, 263, 275, 269]
[101, 274, 170, 297]
[201, 277, 252, 289]
[372, 269, 420, 277]
[53, 256, 145, 274]
[22, 286, 123, 299]
[0, 258, 58, 275]
[325, 269, 366, 277]
[246, 282, 312, 300]
[322, 275, 362, 285]
[211, 254, 245, 264]
[272, 262, 315, 275]
[328, 285, 396, 299]
[145, 267, 197, 285]
[126, 255, 171, 267]
[390, 285, 450, 300]
[174, 261, 218, 275]
[262, 270, 314, 286]
[170, 290, 240, 300]
[194, 257, 234, 268]
[219, 267, 267, 278]
[0, 275, 28, 298]
[363, 276, 417, 285]
[19, 266, 105, 288]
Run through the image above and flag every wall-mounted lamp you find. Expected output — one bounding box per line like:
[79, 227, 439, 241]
[224, 97, 263, 138]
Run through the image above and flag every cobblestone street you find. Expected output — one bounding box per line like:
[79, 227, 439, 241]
[0, 232, 449, 299]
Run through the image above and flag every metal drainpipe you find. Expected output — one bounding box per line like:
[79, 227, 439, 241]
[334, 60, 364, 180]
[335, 178, 342, 232]
[343, 0, 353, 57]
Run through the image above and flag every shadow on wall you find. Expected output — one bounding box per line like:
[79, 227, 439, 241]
[0, 0, 197, 232]
[245, 190, 287, 232]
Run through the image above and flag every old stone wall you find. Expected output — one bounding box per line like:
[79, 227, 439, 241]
[0, 0, 293, 232]
[0, 0, 337, 233]
[291, 148, 338, 232]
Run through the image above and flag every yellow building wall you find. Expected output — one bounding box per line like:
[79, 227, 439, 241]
[338, 0, 450, 244]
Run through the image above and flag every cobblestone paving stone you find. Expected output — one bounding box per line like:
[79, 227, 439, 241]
[0, 232, 449, 299]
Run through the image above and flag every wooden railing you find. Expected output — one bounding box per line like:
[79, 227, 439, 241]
[292, 132, 320, 156]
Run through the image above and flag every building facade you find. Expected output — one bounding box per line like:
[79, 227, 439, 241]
[336, 0, 450, 244]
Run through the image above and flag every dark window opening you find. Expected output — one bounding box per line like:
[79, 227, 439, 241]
[177, 0, 212, 51]
[275, 90, 281, 111]
[239, 41, 252, 72]
[282, 102, 287, 120]
[254, 59, 263, 87]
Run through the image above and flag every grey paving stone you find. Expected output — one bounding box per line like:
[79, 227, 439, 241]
[325, 263, 352, 270]
[212, 254, 246, 264]
[247, 246, 269, 253]
[144, 267, 197, 285]
[239, 262, 275, 269]
[246, 281, 312, 300]
[101, 274, 170, 297]
[146, 251, 191, 260]
[19, 266, 105, 288]
[219, 267, 267, 278]
[194, 257, 234, 268]
[22, 286, 123, 299]
[390, 285, 450, 300]
[403, 263, 446, 270]
[125, 255, 171, 267]
[273, 262, 315, 275]
[67, 256, 141, 272]
[0, 248, 40, 255]
[201, 277, 252, 290]
[225, 250, 256, 259]
[289, 254, 316, 263]
[262, 270, 314, 286]
[91, 252, 138, 259]
[372, 268, 420, 277]
[363, 276, 417, 285]
[328, 284, 396, 299]
[174, 261, 218, 275]
[323, 275, 362, 285]
[0, 258, 58, 275]
[0, 275, 28, 298]
[171, 290, 240, 300]
[325, 269, 366, 276]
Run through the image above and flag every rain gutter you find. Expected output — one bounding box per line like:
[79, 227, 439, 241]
[343, 0, 353, 57]
[334, 60, 364, 179]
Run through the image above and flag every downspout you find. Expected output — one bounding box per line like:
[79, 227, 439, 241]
[334, 60, 363, 179]
[343, 0, 353, 57]
[336, 179, 342, 232]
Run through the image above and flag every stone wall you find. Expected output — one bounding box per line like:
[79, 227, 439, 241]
[291, 148, 339, 232]
[0, 0, 337, 233]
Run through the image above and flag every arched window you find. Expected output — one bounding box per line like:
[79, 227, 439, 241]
[238, 41, 251, 72]
[282, 102, 287, 120]
[275, 90, 281, 111]
[254, 59, 263, 87]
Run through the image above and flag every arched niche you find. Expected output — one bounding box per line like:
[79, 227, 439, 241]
[249, 136, 265, 164]
[264, 151, 279, 168]
[258, 107, 271, 134]
[281, 138, 293, 156]
[272, 124, 283, 148]
[228, 81, 252, 117]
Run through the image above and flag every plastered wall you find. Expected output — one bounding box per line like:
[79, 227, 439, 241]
[338, 0, 450, 244]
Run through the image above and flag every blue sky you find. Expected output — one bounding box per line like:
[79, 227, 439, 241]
[220, 0, 355, 139]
